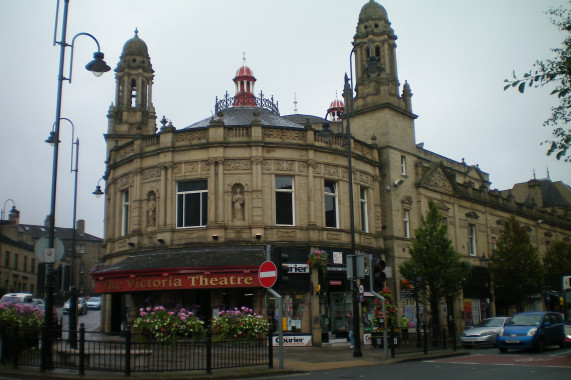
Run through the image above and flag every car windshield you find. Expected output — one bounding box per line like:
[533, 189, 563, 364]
[89, 297, 101, 302]
[479, 318, 505, 327]
[509, 314, 542, 326]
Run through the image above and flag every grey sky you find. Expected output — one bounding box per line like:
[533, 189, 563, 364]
[0, 0, 569, 238]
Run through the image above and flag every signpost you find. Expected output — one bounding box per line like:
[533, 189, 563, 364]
[258, 261, 278, 289]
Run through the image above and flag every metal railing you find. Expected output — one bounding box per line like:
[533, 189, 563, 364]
[1, 323, 271, 376]
[370, 325, 457, 357]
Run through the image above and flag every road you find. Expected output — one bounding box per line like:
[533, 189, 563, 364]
[265, 346, 571, 380]
[57, 306, 101, 332]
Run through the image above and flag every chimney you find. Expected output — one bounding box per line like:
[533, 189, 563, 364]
[76, 219, 85, 236]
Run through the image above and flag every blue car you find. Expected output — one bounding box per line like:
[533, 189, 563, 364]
[497, 311, 565, 352]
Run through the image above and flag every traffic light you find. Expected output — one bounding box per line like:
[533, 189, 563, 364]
[372, 258, 386, 292]
[272, 247, 289, 289]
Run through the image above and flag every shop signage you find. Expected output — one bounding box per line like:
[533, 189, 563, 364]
[287, 263, 309, 274]
[94, 272, 260, 293]
[272, 334, 312, 347]
[329, 280, 343, 286]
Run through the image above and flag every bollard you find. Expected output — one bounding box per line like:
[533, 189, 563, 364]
[390, 325, 395, 359]
[442, 328, 447, 350]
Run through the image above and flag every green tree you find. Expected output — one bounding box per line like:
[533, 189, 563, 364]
[504, 4, 571, 161]
[399, 200, 469, 336]
[489, 217, 543, 312]
[543, 240, 571, 290]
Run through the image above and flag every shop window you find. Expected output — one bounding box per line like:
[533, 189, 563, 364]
[275, 176, 294, 225]
[177, 180, 208, 227]
[324, 180, 338, 228]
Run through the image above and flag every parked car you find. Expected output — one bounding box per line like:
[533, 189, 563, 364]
[461, 317, 511, 347]
[497, 311, 565, 352]
[63, 297, 88, 315]
[86, 296, 102, 310]
[0, 293, 34, 305]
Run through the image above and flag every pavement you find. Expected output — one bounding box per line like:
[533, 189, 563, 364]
[0, 343, 468, 379]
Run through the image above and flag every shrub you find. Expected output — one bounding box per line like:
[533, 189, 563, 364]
[133, 305, 205, 343]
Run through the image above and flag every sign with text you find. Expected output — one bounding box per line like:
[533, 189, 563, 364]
[94, 272, 261, 293]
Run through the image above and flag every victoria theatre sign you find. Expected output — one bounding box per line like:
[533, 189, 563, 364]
[94, 272, 261, 293]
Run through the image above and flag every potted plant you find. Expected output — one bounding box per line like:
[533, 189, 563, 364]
[211, 307, 269, 342]
[307, 249, 328, 275]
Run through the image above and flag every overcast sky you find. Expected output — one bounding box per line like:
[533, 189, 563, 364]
[1, 0, 569, 238]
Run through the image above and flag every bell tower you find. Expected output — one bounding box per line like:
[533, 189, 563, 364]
[106, 30, 156, 150]
[352, 0, 411, 115]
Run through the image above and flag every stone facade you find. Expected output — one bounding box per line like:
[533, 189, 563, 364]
[95, 1, 571, 340]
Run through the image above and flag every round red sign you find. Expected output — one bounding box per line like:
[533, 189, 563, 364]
[258, 261, 278, 288]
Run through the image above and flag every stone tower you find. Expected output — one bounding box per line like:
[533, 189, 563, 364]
[105, 30, 156, 155]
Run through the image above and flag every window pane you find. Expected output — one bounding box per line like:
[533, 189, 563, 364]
[324, 181, 336, 194]
[184, 193, 201, 226]
[276, 192, 293, 224]
[325, 196, 337, 227]
[178, 180, 207, 192]
[276, 176, 292, 190]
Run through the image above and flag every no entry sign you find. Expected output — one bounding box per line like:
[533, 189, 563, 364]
[258, 261, 277, 288]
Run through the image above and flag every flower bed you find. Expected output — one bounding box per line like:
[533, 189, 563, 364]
[210, 307, 269, 342]
[133, 305, 205, 343]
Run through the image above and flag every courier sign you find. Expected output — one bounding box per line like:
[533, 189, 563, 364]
[94, 272, 260, 294]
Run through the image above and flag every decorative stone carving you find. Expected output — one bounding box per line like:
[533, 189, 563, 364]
[424, 167, 453, 193]
[232, 184, 245, 221]
[116, 144, 134, 161]
[224, 160, 252, 171]
[324, 165, 339, 177]
[264, 129, 304, 141]
[146, 191, 157, 226]
[143, 167, 161, 180]
[175, 129, 208, 143]
[275, 160, 295, 172]
[298, 162, 308, 173]
[183, 162, 199, 174]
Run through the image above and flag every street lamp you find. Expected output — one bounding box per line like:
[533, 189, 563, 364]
[42, 0, 110, 371]
[1, 199, 17, 221]
[321, 42, 380, 357]
[92, 177, 105, 198]
[46, 118, 80, 347]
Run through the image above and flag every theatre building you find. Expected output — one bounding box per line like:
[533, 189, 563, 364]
[93, 0, 571, 344]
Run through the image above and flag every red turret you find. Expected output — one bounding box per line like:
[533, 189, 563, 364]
[327, 94, 344, 121]
[233, 54, 257, 107]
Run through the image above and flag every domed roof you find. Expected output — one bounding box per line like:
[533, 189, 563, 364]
[235, 64, 254, 78]
[329, 98, 344, 110]
[121, 29, 149, 58]
[358, 0, 388, 22]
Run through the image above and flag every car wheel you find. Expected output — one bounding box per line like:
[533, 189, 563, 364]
[537, 337, 545, 353]
[499, 347, 507, 353]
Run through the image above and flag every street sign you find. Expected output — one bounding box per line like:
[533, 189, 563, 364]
[258, 261, 278, 288]
[34, 236, 65, 263]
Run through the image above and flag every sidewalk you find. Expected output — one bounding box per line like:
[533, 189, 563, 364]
[0, 343, 468, 379]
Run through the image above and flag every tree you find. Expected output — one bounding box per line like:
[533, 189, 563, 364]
[399, 200, 469, 338]
[504, 4, 571, 162]
[488, 217, 543, 312]
[543, 240, 571, 290]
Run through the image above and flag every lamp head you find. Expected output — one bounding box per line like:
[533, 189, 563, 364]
[85, 52, 111, 77]
[45, 131, 60, 146]
[319, 121, 334, 143]
[92, 185, 104, 198]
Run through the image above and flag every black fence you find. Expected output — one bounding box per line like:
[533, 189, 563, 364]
[0, 323, 271, 376]
[370, 325, 457, 358]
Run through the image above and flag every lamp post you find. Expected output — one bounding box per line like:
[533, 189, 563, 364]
[341, 42, 380, 357]
[47, 118, 79, 347]
[42, 0, 110, 371]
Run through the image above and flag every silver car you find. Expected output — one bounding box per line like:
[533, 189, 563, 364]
[461, 317, 511, 347]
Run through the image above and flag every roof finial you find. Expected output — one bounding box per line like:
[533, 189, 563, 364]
[547, 166, 550, 179]
[533, 169, 536, 180]
[134, 28, 139, 37]
[243, 52, 246, 65]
